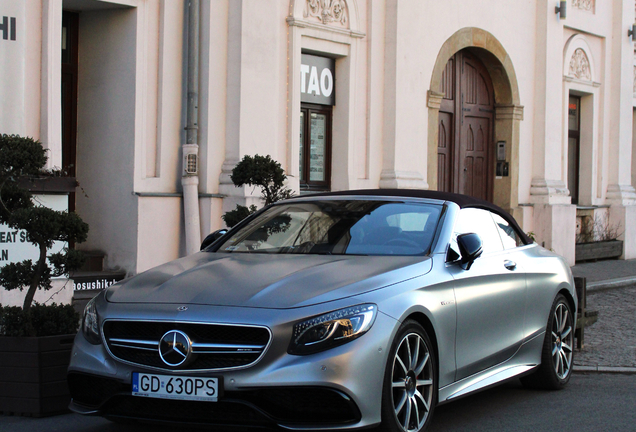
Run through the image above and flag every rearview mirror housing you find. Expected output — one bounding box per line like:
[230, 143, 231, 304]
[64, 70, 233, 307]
[457, 233, 483, 270]
[200, 229, 228, 251]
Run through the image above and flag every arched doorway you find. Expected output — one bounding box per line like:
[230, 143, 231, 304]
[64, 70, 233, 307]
[428, 28, 523, 213]
[438, 50, 495, 201]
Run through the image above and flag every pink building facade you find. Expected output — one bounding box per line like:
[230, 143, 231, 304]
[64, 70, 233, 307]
[1, 0, 635, 305]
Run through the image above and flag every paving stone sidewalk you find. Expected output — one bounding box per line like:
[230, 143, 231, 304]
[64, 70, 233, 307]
[573, 285, 636, 370]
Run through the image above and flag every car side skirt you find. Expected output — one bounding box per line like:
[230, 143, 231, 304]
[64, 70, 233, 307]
[438, 330, 544, 403]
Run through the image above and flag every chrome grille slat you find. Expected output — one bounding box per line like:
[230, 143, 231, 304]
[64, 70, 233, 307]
[102, 320, 271, 372]
[192, 342, 265, 353]
[111, 343, 158, 352]
[110, 338, 159, 347]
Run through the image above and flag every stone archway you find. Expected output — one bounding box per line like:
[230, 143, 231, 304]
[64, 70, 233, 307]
[427, 28, 523, 212]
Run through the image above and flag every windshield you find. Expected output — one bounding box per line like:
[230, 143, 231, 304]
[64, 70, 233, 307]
[216, 200, 442, 256]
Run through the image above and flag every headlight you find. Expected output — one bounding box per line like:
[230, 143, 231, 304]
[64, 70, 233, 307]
[288, 304, 377, 355]
[82, 295, 101, 345]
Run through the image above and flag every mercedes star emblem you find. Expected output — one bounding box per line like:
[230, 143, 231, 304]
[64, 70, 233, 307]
[159, 330, 192, 367]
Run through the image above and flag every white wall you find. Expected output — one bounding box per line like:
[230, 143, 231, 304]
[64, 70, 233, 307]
[4, 0, 636, 275]
[0, 0, 26, 135]
[75, 8, 139, 274]
[136, 197, 184, 272]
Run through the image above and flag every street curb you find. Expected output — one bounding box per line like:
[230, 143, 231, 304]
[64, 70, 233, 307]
[573, 365, 636, 374]
[585, 276, 636, 293]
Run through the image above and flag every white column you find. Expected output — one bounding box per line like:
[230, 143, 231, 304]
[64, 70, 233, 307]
[530, 0, 576, 264]
[607, 0, 636, 259]
[380, 0, 427, 189]
[606, 0, 636, 205]
[40, 0, 63, 169]
[530, 0, 569, 203]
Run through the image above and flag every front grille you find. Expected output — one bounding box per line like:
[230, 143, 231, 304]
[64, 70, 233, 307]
[103, 320, 270, 371]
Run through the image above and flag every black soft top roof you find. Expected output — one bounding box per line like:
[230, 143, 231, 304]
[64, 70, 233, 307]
[293, 189, 532, 245]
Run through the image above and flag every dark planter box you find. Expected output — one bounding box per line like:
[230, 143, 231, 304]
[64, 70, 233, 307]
[0, 334, 75, 417]
[575, 240, 623, 262]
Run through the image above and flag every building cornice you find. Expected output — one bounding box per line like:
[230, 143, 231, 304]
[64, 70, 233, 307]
[286, 17, 365, 39]
[495, 105, 524, 121]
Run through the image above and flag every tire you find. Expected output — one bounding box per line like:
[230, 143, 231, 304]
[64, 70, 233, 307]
[521, 294, 574, 390]
[380, 320, 437, 432]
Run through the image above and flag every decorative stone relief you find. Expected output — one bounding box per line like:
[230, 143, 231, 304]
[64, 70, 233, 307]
[304, 0, 348, 27]
[569, 49, 592, 81]
[572, 0, 594, 12]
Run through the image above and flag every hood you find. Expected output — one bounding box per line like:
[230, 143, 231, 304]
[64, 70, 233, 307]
[105, 252, 432, 309]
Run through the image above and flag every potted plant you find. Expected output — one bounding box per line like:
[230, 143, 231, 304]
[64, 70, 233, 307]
[575, 214, 623, 262]
[0, 134, 89, 416]
[222, 154, 293, 228]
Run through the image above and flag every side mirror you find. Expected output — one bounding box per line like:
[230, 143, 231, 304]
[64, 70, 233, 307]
[200, 229, 228, 251]
[457, 233, 483, 270]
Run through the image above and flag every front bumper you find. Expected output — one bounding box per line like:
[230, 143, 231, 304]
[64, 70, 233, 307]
[68, 372, 361, 428]
[68, 301, 398, 429]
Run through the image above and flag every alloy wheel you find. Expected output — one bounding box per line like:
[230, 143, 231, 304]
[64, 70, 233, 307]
[391, 332, 434, 432]
[551, 302, 573, 379]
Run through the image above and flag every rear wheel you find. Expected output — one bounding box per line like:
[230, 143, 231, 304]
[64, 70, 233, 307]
[380, 320, 436, 432]
[521, 294, 574, 390]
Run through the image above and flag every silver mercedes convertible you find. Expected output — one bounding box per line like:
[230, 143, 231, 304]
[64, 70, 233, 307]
[68, 190, 576, 432]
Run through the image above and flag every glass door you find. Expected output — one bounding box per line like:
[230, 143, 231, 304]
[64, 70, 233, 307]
[568, 96, 581, 205]
[300, 104, 332, 190]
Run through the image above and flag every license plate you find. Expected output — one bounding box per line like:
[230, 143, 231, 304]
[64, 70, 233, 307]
[132, 372, 219, 401]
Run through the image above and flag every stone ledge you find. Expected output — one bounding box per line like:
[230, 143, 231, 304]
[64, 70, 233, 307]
[573, 365, 636, 374]
[587, 276, 636, 293]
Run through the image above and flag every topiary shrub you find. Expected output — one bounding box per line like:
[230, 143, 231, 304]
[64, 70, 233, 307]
[0, 134, 88, 335]
[222, 154, 293, 227]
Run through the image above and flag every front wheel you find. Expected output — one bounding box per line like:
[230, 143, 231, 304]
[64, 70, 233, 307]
[380, 320, 436, 432]
[521, 294, 574, 390]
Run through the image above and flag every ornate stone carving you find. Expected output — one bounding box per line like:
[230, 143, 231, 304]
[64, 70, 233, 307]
[572, 0, 594, 12]
[568, 49, 592, 81]
[304, 0, 348, 27]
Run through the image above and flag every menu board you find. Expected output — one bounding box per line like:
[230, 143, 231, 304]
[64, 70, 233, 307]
[310, 114, 326, 181]
[299, 111, 304, 180]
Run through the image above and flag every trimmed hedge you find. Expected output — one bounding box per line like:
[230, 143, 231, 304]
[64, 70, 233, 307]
[0, 303, 79, 337]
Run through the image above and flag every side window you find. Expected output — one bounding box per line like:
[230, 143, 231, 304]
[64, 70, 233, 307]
[491, 213, 524, 249]
[449, 208, 504, 260]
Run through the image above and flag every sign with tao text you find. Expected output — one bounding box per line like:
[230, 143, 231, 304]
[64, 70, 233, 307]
[300, 54, 335, 106]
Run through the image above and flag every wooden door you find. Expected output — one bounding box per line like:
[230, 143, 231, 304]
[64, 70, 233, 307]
[438, 50, 495, 202]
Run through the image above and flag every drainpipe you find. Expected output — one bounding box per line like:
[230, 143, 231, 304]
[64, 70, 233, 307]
[182, 0, 201, 255]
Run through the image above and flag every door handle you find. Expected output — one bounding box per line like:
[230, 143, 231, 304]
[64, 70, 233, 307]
[504, 260, 516, 271]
